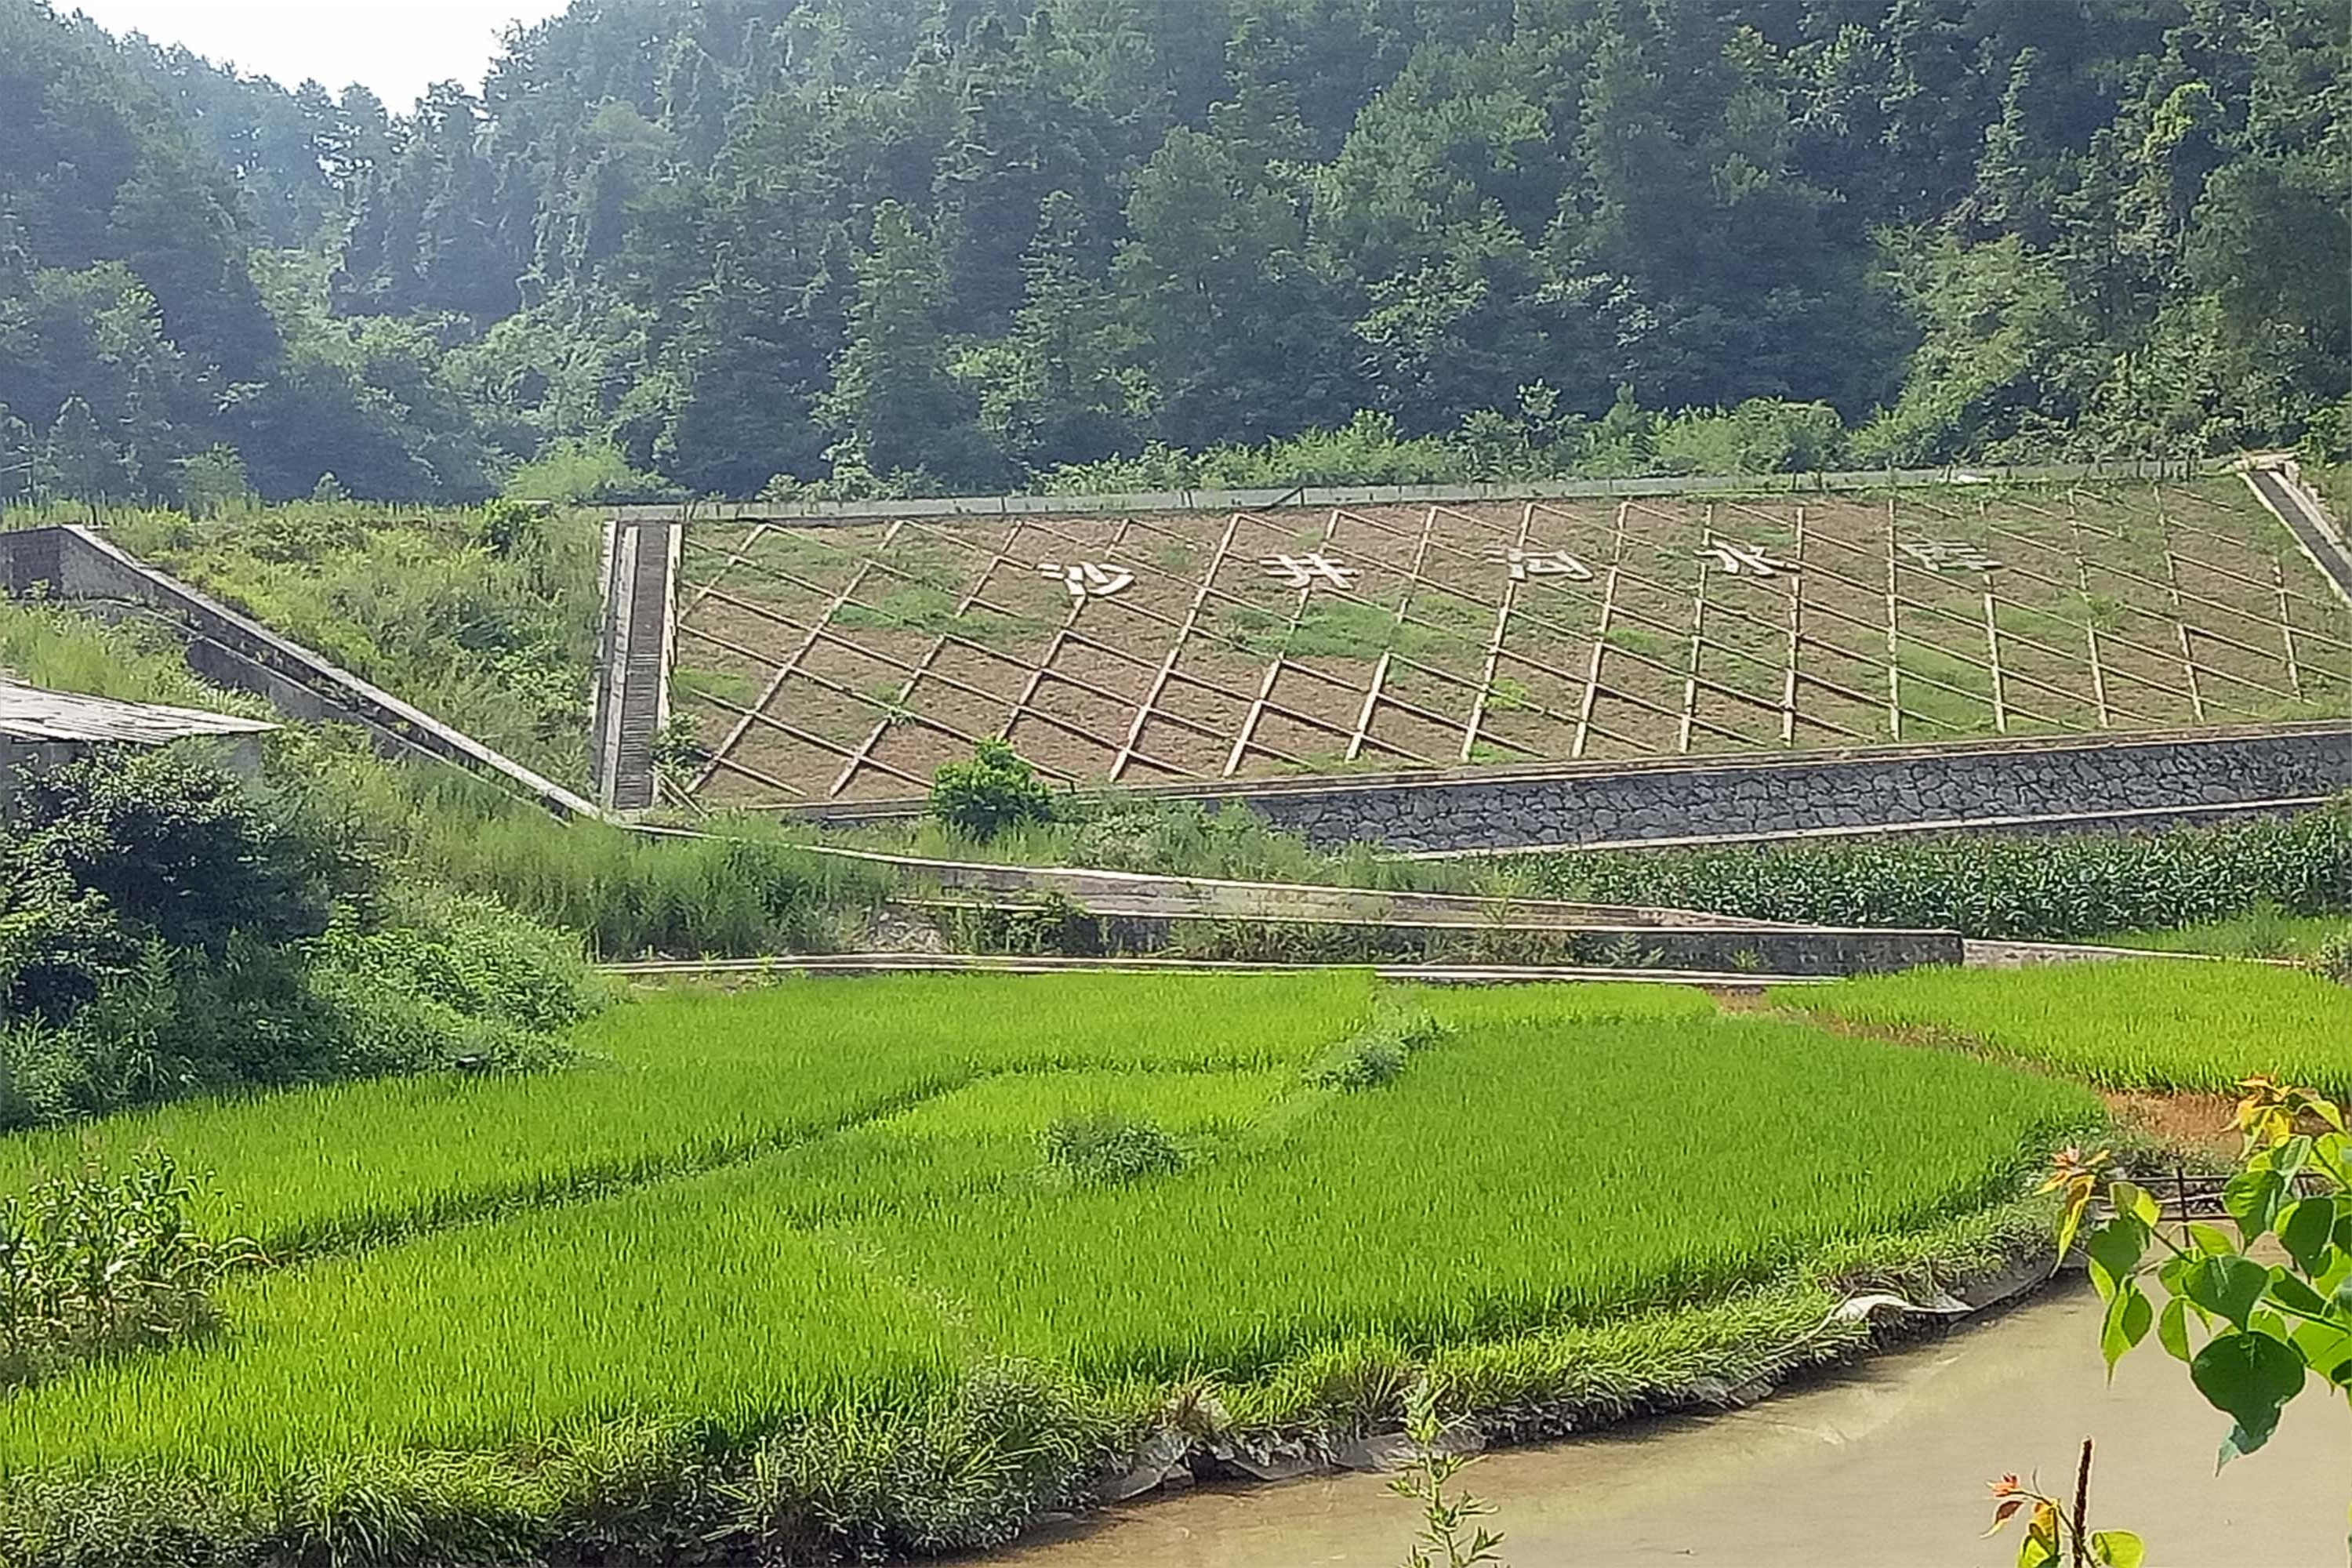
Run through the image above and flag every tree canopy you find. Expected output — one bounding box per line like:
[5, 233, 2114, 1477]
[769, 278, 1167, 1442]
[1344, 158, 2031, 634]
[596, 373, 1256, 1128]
[2, 0, 2344, 504]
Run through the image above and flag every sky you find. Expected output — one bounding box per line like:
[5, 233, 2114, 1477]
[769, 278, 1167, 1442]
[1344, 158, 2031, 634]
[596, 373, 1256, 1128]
[66, 0, 573, 107]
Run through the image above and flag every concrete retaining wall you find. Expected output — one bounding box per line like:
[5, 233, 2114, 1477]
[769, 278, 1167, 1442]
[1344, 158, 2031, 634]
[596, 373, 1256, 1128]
[0, 525, 599, 818]
[1177, 726, 2352, 853]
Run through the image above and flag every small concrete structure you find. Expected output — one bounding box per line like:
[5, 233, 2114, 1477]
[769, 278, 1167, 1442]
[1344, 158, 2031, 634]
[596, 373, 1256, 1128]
[0, 680, 278, 804]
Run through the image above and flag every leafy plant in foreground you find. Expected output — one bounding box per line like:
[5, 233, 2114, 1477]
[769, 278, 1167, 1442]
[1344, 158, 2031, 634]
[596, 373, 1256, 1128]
[2051, 1078, 2352, 1526]
[1391, 1380, 1507, 1568]
[1983, 1440, 2143, 1568]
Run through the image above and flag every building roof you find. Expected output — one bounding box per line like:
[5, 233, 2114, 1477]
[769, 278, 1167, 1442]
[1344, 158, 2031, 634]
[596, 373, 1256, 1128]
[0, 680, 278, 746]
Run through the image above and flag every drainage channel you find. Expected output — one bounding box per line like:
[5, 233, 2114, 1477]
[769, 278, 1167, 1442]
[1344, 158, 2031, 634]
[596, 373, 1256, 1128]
[985, 1280, 2345, 1568]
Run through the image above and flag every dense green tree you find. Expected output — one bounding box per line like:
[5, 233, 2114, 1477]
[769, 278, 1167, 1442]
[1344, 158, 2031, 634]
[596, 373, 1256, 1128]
[978, 190, 1141, 465]
[0, 0, 2343, 503]
[822, 201, 1004, 486]
[36, 397, 135, 501]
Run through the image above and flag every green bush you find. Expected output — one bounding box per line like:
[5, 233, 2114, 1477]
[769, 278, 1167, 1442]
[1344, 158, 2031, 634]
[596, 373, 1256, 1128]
[1040, 1114, 1185, 1185]
[1306, 1008, 1446, 1091]
[9, 749, 342, 953]
[0, 748, 597, 1127]
[2312, 927, 2352, 985]
[927, 741, 1055, 840]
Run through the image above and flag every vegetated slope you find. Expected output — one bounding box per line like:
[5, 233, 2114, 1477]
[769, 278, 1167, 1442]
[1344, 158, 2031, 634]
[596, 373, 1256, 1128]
[666, 474, 2352, 804]
[1782, 959, 2352, 1097]
[7, 0, 2349, 509]
[0, 976, 2093, 1565]
[0, 601, 602, 1131]
[101, 499, 605, 783]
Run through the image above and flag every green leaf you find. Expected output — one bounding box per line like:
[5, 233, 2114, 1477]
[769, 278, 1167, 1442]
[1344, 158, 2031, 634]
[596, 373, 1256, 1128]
[2189, 1223, 2239, 1256]
[2226, 1167, 2288, 1243]
[2110, 1180, 2161, 1229]
[2186, 1255, 2271, 1330]
[2280, 1198, 2338, 1276]
[2088, 1218, 2147, 1302]
[2091, 1530, 2147, 1568]
[2290, 1319, 2352, 1387]
[2190, 1330, 2306, 1464]
[2219, 1417, 2278, 1468]
[2102, 1283, 2154, 1373]
[2270, 1270, 2332, 1319]
[2158, 1296, 2194, 1363]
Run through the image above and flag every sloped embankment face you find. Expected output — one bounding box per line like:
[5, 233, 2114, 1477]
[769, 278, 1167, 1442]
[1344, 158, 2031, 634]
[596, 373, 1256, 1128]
[0, 971, 2095, 1565]
[666, 478, 2352, 809]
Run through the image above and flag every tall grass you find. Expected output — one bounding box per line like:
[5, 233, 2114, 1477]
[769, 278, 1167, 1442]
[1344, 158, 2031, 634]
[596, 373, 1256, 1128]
[1782, 959, 2352, 1096]
[0, 985, 2094, 1489]
[102, 503, 604, 785]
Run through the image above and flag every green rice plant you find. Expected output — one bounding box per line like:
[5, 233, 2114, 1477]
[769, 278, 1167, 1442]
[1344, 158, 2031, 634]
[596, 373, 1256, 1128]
[1781, 960, 2352, 1097]
[0, 1005, 2095, 1496]
[0, 973, 1371, 1254]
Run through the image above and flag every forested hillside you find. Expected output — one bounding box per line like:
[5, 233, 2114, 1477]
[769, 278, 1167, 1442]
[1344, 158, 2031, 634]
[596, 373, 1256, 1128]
[2, 0, 2344, 506]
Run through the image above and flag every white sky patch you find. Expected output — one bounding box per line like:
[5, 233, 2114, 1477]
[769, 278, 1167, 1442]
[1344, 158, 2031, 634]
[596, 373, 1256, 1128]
[67, 0, 572, 107]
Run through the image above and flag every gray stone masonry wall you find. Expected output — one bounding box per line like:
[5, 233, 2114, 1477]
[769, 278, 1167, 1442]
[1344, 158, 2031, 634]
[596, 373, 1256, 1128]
[1187, 727, 2352, 853]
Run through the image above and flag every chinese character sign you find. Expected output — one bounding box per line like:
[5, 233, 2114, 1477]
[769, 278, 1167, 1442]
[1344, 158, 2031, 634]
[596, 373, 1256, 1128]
[1260, 553, 1357, 590]
[1896, 542, 2002, 573]
[1497, 548, 1594, 583]
[1700, 543, 1791, 576]
[1038, 561, 1134, 598]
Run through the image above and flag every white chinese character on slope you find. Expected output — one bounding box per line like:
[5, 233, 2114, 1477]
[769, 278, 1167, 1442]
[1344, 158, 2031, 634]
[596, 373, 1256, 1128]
[1896, 542, 2002, 573]
[1038, 561, 1134, 598]
[1700, 542, 1791, 576]
[1261, 553, 1356, 591]
[1497, 548, 1594, 583]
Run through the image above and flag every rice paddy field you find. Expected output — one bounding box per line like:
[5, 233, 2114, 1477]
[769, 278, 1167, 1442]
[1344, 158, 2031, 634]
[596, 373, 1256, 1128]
[1784, 959, 2352, 1096]
[0, 971, 2106, 1565]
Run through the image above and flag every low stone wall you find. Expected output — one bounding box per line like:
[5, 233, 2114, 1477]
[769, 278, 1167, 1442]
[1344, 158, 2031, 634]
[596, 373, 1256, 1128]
[1171, 726, 2352, 854]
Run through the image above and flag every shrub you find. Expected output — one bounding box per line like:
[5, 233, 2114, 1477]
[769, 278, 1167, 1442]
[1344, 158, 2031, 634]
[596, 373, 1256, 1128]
[1040, 1114, 1185, 1185]
[1306, 1008, 1446, 1091]
[9, 748, 337, 951]
[928, 741, 1054, 840]
[0, 1152, 251, 1391]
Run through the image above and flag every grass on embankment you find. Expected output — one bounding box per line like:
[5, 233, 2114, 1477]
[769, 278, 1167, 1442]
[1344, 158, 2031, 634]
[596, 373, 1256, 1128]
[1782, 959, 2352, 1098]
[0, 975, 2093, 1565]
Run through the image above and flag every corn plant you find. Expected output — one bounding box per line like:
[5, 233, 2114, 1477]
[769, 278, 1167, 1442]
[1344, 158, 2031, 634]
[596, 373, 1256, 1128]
[0, 1151, 251, 1387]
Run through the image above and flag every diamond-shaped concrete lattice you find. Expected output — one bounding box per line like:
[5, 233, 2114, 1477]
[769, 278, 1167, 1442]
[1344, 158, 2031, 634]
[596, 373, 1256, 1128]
[661, 480, 2352, 807]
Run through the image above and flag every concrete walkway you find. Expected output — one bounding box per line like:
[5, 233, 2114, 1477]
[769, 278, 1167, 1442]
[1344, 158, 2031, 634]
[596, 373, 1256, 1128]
[993, 1283, 2347, 1567]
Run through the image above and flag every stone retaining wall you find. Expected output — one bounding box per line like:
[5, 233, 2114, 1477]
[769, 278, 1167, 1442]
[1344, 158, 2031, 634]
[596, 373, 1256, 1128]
[1186, 727, 2352, 853]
